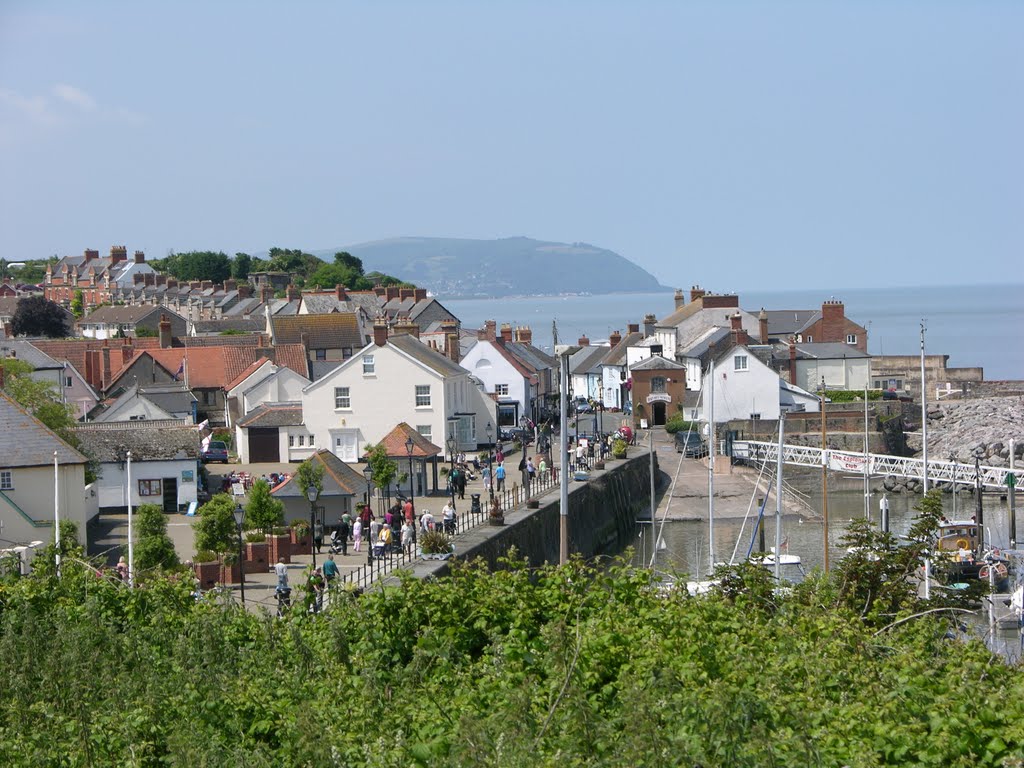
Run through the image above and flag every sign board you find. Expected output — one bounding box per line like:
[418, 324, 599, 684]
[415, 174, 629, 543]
[1007, 472, 1017, 489]
[640, 419, 649, 429]
[829, 455, 870, 473]
[646, 392, 672, 404]
[231, 482, 245, 496]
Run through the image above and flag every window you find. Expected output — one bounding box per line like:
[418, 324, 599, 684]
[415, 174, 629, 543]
[363, 354, 375, 375]
[734, 355, 748, 371]
[289, 435, 295, 447]
[0, 470, 12, 490]
[65, 377, 73, 387]
[415, 385, 431, 407]
[846, 334, 857, 345]
[334, 386, 351, 409]
[138, 479, 161, 497]
[651, 376, 666, 393]
[308, 434, 315, 447]
[417, 425, 432, 442]
[495, 384, 509, 396]
[342, 347, 353, 358]
[314, 349, 326, 361]
[298, 435, 305, 447]
[805, 335, 813, 343]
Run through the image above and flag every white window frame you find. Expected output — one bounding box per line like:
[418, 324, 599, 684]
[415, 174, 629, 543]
[289, 434, 295, 447]
[846, 334, 857, 345]
[495, 383, 509, 396]
[334, 386, 351, 409]
[416, 425, 432, 442]
[734, 355, 749, 372]
[362, 354, 375, 375]
[298, 435, 305, 447]
[0, 470, 12, 490]
[415, 384, 431, 407]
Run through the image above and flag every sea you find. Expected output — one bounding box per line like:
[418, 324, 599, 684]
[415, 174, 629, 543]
[442, 283, 1023, 381]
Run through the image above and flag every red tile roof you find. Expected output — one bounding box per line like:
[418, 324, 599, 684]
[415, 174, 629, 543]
[372, 422, 442, 458]
[224, 357, 272, 391]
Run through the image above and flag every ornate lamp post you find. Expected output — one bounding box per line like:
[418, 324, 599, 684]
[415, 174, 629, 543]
[233, 503, 246, 605]
[306, 484, 320, 569]
[405, 435, 417, 547]
[485, 422, 494, 502]
[519, 415, 531, 498]
[446, 434, 457, 512]
[362, 464, 373, 565]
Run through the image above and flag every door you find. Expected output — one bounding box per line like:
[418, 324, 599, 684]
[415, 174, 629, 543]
[249, 428, 280, 463]
[331, 430, 358, 463]
[162, 477, 178, 513]
[652, 402, 666, 426]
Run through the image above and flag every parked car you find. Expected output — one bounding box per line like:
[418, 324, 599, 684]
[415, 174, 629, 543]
[201, 440, 229, 463]
[574, 398, 593, 414]
[674, 431, 708, 458]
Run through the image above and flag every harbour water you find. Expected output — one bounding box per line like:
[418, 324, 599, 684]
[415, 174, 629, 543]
[443, 283, 1023, 380]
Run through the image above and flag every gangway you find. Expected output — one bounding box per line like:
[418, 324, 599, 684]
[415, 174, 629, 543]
[732, 441, 1015, 491]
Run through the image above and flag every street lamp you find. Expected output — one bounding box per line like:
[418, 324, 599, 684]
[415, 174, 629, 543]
[405, 435, 417, 547]
[446, 434, 457, 512]
[485, 422, 494, 502]
[233, 503, 246, 605]
[519, 415, 531, 497]
[361, 464, 373, 565]
[306, 484, 320, 569]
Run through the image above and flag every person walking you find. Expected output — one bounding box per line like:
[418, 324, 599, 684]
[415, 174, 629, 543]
[352, 518, 363, 552]
[115, 556, 129, 582]
[322, 554, 339, 587]
[481, 463, 492, 493]
[336, 515, 350, 556]
[495, 462, 506, 491]
[313, 520, 324, 554]
[341, 511, 353, 540]
[369, 517, 382, 545]
[274, 557, 289, 591]
[306, 567, 325, 613]
[401, 520, 414, 556]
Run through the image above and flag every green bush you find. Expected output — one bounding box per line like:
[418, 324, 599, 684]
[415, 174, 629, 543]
[612, 438, 628, 459]
[419, 529, 453, 554]
[664, 414, 699, 434]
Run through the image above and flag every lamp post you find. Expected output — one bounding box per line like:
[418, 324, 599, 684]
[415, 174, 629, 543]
[233, 503, 246, 605]
[485, 422, 494, 502]
[949, 453, 957, 520]
[519, 415, 531, 498]
[446, 434, 457, 513]
[405, 435, 416, 547]
[306, 484, 320, 569]
[362, 465, 373, 565]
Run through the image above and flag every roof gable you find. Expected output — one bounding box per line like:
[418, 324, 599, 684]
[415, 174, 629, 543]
[0, 392, 87, 466]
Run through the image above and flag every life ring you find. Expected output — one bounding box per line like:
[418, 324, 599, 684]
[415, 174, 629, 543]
[955, 538, 970, 550]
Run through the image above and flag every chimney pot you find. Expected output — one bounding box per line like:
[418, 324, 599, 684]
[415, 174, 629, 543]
[674, 289, 685, 310]
[335, 284, 347, 301]
[133, 250, 145, 263]
[577, 335, 590, 347]
[689, 285, 706, 303]
[609, 330, 622, 347]
[628, 323, 639, 334]
[373, 318, 389, 346]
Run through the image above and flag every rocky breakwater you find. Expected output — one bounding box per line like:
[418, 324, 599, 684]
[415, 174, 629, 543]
[888, 396, 1024, 494]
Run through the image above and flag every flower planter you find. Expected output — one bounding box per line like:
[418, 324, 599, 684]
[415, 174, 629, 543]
[266, 534, 291, 565]
[290, 529, 311, 557]
[244, 541, 268, 575]
[526, 499, 540, 509]
[594, 461, 606, 471]
[218, 561, 241, 585]
[194, 560, 220, 590]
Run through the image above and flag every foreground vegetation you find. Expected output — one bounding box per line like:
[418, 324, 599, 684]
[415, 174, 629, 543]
[1, 499, 1023, 766]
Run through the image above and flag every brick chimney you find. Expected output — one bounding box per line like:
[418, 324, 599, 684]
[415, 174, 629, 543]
[83, 249, 99, 262]
[374, 286, 386, 297]
[628, 323, 639, 334]
[759, 307, 769, 344]
[109, 245, 127, 264]
[201, 281, 213, 290]
[702, 293, 739, 309]
[477, 328, 487, 341]
[259, 285, 273, 303]
[788, 338, 797, 384]
[100, 344, 112, 388]
[821, 299, 845, 342]
[335, 284, 348, 301]
[373, 317, 389, 346]
[643, 313, 657, 337]
[399, 288, 414, 300]
[224, 279, 236, 292]
[577, 335, 590, 347]
[385, 287, 400, 301]
[730, 312, 743, 331]
[413, 288, 427, 301]
[121, 342, 134, 367]
[155, 274, 166, 286]
[133, 250, 145, 263]
[484, 320, 497, 342]
[286, 284, 300, 301]
[392, 318, 420, 339]
[159, 314, 172, 349]
[514, 326, 532, 344]
[133, 273, 144, 285]
[690, 285, 705, 303]
[143, 273, 155, 286]
[499, 323, 513, 346]
[440, 319, 459, 363]
[167, 278, 178, 290]
[674, 289, 685, 310]
[609, 330, 622, 347]
[237, 284, 250, 298]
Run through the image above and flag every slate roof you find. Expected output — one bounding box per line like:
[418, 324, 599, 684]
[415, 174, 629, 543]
[269, 313, 362, 348]
[630, 354, 687, 371]
[761, 309, 820, 337]
[0, 392, 87, 466]
[309, 360, 344, 381]
[271, 449, 367, 498]
[504, 342, 556, 372]
[678, 326, 731, 359]
[599, 331, 644, 366]
[569, 346, 609, 375]
[0, 340, 64, 369]
[191, 317, 265, 335]
[92, 383, 196, 421]
[73, 421, 201, 462]
[237, 402, 304, 428]
[80, 305, 174, 325]
[373, 422, 442, 459]
[389, 334, 465, 377]
[0, 296, 22, 318]
[792, 342, 870, 360]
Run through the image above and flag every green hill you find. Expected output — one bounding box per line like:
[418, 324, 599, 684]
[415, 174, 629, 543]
[311, 236, 667, 298]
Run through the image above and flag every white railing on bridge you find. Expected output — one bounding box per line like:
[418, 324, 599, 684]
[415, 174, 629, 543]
[733, 441, 1015, 491]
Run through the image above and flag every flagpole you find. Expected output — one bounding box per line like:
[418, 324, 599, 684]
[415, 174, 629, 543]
[54, 450, 61, 577]
[127, 450, 134, 587]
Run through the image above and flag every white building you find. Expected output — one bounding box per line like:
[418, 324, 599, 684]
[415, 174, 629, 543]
[709, 345, 819, 423]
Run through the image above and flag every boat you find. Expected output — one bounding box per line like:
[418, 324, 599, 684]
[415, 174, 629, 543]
[934, 519, 1010, 588]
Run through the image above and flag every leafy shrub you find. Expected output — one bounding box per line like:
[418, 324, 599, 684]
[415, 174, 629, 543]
[193, 549, 218, 563]
[612, 438, 628, 459]
[664, 414, 699, 434]
[419, 529, 453, 554]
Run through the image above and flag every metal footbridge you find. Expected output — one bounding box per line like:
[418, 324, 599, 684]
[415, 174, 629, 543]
[732, 441, 1016, 491]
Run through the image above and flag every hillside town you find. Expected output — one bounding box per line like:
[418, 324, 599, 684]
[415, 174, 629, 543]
[1, 244, 1008, 576]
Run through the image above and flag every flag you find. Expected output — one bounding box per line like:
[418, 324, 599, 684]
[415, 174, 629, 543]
[174, 358, 185, 381]
[196, 419, 209, 431]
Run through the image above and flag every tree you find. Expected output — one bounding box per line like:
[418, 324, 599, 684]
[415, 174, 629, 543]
[364, 443, 398, 509]
[333, 251, 363, 274]
[295, 458, 324, 500]
[192, 493, 239, 555]
[11, 296, 71, 338]
[70, 289, 85, 319]
[134, 503, 179, 572]
[231, 252, 252, 281]
[244, 479, 284, 534]
[154, 251, 232, 283]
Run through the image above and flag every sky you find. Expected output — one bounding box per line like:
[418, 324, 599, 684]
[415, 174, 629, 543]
[0, 1, 1020, 291]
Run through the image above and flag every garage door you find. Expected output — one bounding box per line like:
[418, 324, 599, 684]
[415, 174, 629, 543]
[248, 428, 280, 463]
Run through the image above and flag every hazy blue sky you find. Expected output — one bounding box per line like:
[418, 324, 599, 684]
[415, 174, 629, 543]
[1, 1, 1019, 290]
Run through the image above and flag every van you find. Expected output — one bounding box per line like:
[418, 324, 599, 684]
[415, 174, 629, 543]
[674, 431, 708, 458]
